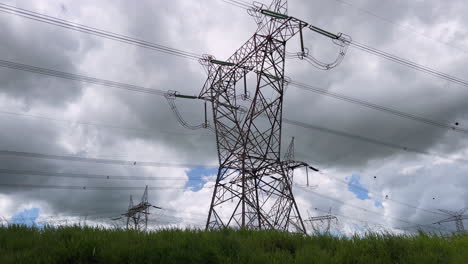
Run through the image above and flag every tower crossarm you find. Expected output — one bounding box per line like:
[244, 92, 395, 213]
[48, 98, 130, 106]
[433, 216, 457, 225]
[438, 209, 459, 217]
[433, 215, 468, 224]
[457, 206, 468, 215]
[199, 16, 307, 99]
[306, 215, 337, 222]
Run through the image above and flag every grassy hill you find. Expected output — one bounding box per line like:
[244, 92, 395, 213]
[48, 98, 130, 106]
[0, 226, 466, 263]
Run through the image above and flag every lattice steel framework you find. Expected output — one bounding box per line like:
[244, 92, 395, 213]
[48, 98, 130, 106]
[200, 0, 312, 233]
[434, 206, 468, 233]
[113, 186, 161, 231]
[306, 208, 338, 234]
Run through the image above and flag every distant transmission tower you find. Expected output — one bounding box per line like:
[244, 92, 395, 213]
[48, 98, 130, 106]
[306, 208, 337, 234]
[434, 206, 468, 233]
[112, 186, 161, 231]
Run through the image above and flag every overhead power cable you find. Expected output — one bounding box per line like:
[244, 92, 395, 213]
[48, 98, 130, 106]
[348, 41, 468, 89]
[0, 3, 201, 60]
[0, 59, 167, 96]
[332, 0, 468, 55]
[0, 168, 207, 181]
[312, 206, 448, 233]
[1, 107, 464, 170]
[3, 54, 465, 138]
[222, 0, 468, 90]
[0, 15, 463, 165]
[0, 56, 463, 162]
[282, 117, 467, 164]
[311, 206, 394, 232]
[0, 182, 217, 192]
[289, 81, 468, 135]
[0, 109, 212, 137]
[316, 171, 445, 216]
[0, 18, 465, 138]
[297, 185, 448, 232]
[1, 112, 465, 171]
[0, 150, 217, 169]
[295, 147, 450, 218]
[4, 2, 468, 93]
[5, 0, 468, 92]
[222, 0, 250, 10]
[0, 183, 188, 191]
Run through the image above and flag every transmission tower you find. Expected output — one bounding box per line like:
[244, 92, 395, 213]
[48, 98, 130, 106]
[112, 186, 161, 231]
[165, 0, 348, 233]
[197, 0, 341, 233]
[306, 208, 338, 234]
[433, 206, 468, 233]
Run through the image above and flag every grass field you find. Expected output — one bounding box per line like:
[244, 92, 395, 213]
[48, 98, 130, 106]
[0, 226, 466, 264]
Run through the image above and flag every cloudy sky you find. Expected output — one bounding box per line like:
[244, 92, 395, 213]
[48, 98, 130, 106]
[0, 0, 467, 233]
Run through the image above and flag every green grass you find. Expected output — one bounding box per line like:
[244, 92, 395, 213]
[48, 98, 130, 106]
[0, 226, 466, 264]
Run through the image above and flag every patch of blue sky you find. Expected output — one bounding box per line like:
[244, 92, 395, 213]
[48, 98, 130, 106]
[10, 208, 40, 227]
[348, 174, 370, 200]
[348, 174, 384, 209]
[374, 201, 383, 208]
[186, 167, 218, 191]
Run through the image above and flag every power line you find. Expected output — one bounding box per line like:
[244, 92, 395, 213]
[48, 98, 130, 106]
[312, 207, 395, 232]
[9, 159, 442, 225]
[289, 80, 468, 135]
[295, 147, 455, 219]
[4, 100, 464, 167]
[0, 31, 465, 141]
[0, 183, 189, 191]
[0, 3, 201, 60]
[4, 55, 465, 141]
[1, 106, 464, 172]
[225, 0, 468, 91]
[348, 40, 468, 89]
[331, 0, 468, 55]
[0, 109, 212, 137]
[0, 59, 167, 96]
[1, 209, 207, 227]
[297, 185, 449, 232]
[0, 0, 468, 130]
[316, 171, 445, 216]
[0, 168, 207, 181]
[296, 146, 453, 218]
[1, 112, 464, 172]
[0, 3, 464, 190]
[312, 206, 448, 234]
[6, 1, 467, 93]
[0, 150, 217, 168]
[221, 0, 250, 10]
[282, 117, 467, 164]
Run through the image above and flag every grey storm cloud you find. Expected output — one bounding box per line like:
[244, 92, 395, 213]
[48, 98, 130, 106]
[0, 0, 467, 232]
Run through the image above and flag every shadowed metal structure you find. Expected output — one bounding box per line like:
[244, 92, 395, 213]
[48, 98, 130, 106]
[164, 0, 348, 233]
[199, 0, 323, 233]
[112, 186, 162, 231]
[306, 208, 338, 234]
[433, 206, 468, 233]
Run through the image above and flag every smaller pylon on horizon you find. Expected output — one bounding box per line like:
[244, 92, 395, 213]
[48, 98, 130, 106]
[306, 208, 338, 235]
[433, 206, 468, 233]
[112, 186, 162, 231]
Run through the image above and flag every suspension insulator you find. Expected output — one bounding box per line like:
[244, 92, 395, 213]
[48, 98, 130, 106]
[260, 9, 289, 19]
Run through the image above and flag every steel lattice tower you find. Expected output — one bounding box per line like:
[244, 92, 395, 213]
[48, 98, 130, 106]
[113, 186, 161, 231]
[200, 0, 312, 233]
[434, 206, 468, 233]
[306, 208, 337, 234]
